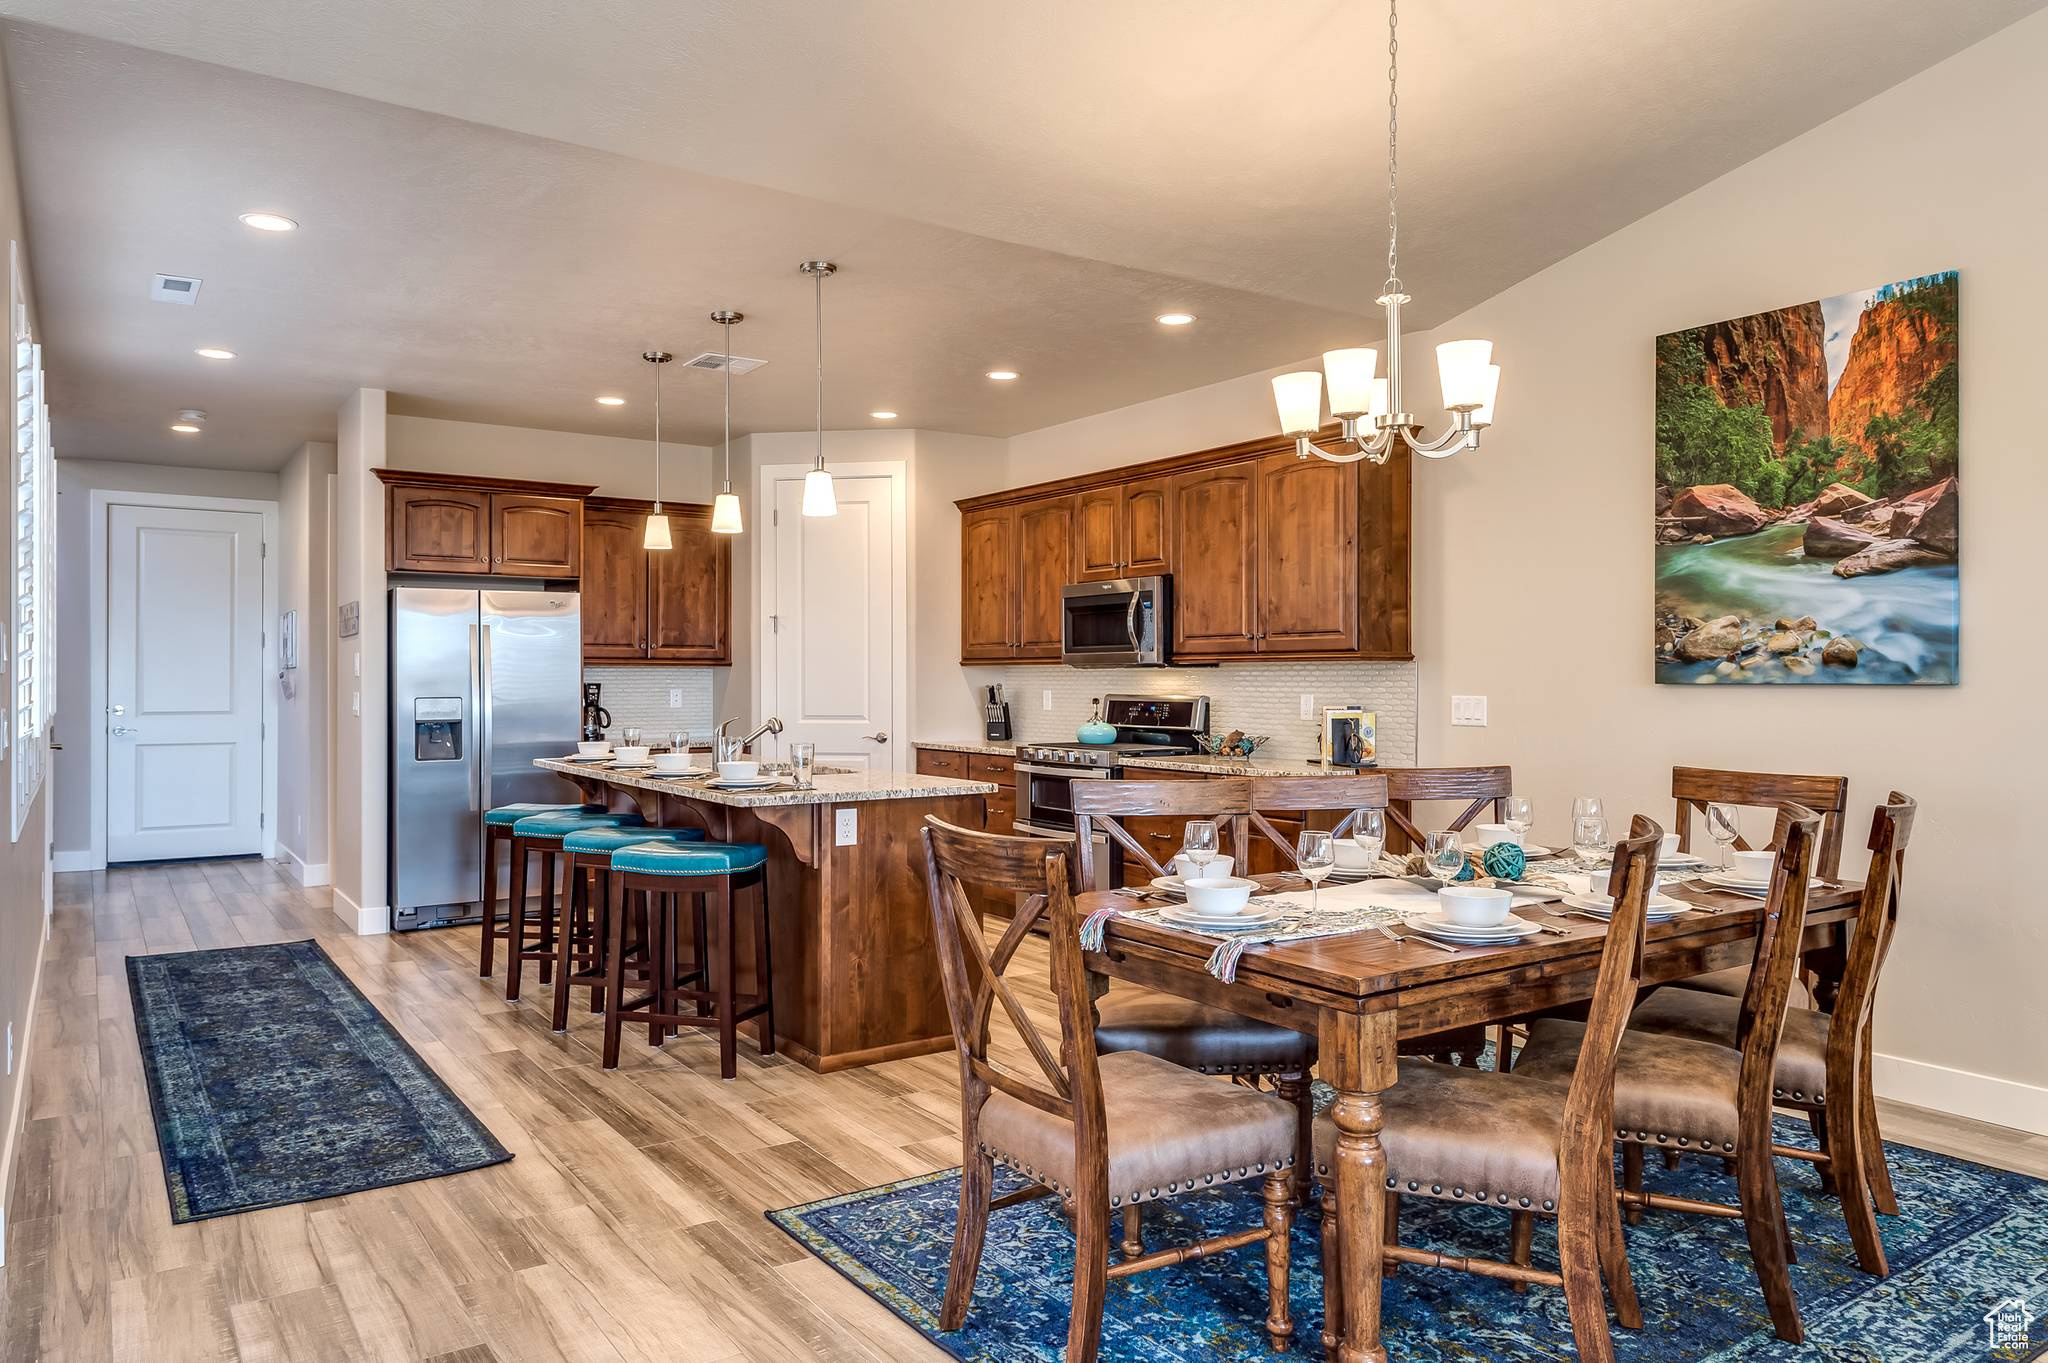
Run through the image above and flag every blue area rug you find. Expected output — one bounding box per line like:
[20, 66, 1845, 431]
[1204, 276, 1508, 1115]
[771, 1115, 2048, 1361]
[128, 940, 510, 1222]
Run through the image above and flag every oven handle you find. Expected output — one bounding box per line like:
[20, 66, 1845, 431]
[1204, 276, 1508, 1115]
[1017, 762, 1113, 779]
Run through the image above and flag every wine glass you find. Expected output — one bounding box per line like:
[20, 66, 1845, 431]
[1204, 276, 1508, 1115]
[1502, 795, 1534, 843]
[1350, 808, 1386, 869]
[1706, 803, 1742, 868]
[1572, 814, 1611, 864]
[1181, 820, 1220, 880]
[1424, 830, 1464, 884]
[1571, 795, 1604, 822]
[1297, 830, 1336, 910]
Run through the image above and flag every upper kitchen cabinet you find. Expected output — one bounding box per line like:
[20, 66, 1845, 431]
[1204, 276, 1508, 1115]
[580, 501, 649, 659]
[581, 497, 730, 665]
[376, 470, 596, 577]
[953, 428, 1411, 665]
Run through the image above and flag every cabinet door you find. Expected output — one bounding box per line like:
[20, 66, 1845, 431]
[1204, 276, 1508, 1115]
[649, 512, 730, 662]
[1168, 464, 1258, 657]
[959, 505, 1018, 662]
[387, 485, 490, 573]
[580, 507, 648, 659]
[1014, 496, 1075, 660]
[490, 493, 582, 577]
[1121, 476, 1172, 576]
[1254, 452, 1359, 653]
[1071, 485, 1125, 581]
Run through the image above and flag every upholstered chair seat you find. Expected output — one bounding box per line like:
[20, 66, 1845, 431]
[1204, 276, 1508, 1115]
[511, 809, 645, 840]
[979, 1049, 1296, 1209]
[484, 801, 594, 826]
[559, 825, 705, 854]
[1312, 1058, 1573, 1212]
[1514, 1019, 1745, 1155]
[1626, 989, 1831, 1106]
[1093, 997, 1314, 1075]
[1673, 966, 1748, 998]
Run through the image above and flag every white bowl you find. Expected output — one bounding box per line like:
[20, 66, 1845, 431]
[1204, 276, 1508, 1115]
[1172, 853, 1234, 881]
[1658, 832, 1682, 858]
[1472, 822, 1523, 848]
[717, 760, 761, 782]
[1437, 884, 1512, 928]
[1730, 849, 1775, 884]
[1181, 876, 1256, 917]
[576, 740, 612, 757]
[612, 746, 651, 765]
[1333, 841, 1378, 869]
[651, 753, 696, 774]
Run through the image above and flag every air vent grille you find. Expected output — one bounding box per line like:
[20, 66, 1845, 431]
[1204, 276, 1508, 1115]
[681, 351, 766, 375]
[150, 273, 203, 304]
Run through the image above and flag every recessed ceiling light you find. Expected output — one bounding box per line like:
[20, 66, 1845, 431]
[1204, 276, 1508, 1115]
[171, 408, 206, 433]
[870, 410, 898, 420]
[194, 347, 236, 360]
[596, 395, 626, 406]
[170, 421, 202, 434]
[1155, 312, 1197, 326]
[238, 211, 298, 232]
[985, 370, 1019, 382]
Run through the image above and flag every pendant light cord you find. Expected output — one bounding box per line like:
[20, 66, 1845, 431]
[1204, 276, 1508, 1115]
[652, 355, 663, 512]
[1384, 0, 1401, 296]
[722, 326, 733, 489]
[813, 268, 825, 470]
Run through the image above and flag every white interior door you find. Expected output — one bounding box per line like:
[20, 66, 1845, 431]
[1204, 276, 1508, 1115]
[764, 469, 904, 773]
[107, 503, 267, 861]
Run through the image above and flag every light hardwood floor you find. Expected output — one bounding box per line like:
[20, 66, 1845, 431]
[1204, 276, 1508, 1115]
[4, 859, 2044, 1362]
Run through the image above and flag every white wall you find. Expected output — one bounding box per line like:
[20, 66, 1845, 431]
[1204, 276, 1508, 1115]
[386, 414, 714, 503]
[51, 459, 281, 863]
[330, 389, 388, 932]
[276, 442, 335, 882]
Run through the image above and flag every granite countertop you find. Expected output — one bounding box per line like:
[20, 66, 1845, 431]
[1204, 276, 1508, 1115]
[537, 757, 997, 808]
[913, 737, 1023, 756]
[1120, 753, 1375, 778]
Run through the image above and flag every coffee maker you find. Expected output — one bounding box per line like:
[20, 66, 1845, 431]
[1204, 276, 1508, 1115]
[580, 682, 611, 742]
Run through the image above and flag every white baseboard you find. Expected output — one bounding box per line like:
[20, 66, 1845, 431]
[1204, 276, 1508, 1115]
[51, 849, 102, 873]
[279, 846, 331, 888]
[330, 886, 389, 936]
[1875, 1050, 2048, 1137]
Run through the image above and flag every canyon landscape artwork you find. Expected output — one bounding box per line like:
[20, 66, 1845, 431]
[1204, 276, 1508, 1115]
[1654, 271, 1960, 685]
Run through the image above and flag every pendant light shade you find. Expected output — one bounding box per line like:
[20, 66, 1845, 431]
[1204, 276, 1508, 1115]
[799, 260, 838, 518]
[641, 349, 675, 549]
[710, 309, 746, 535]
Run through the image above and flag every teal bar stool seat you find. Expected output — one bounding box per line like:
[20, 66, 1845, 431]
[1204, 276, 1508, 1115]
[601, 839, 775, 1078]
[484, 801, 592, 826]
[549, 824, 709, 1032]
[495, 808, 646, 1002]
[480, 802, 602, 979]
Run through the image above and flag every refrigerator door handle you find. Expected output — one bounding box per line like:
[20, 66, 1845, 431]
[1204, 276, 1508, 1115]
[479, 623, 495, 814]
[465, 624, 481, 811]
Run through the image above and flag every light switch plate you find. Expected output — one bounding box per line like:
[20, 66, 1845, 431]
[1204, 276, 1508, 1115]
[1450, 695, 1489, 727]
[1299, 693, 1315, 720]
[834, 808, 859, 846]
[351, 690, 361, 716]
[1041, 689, 1054, 712]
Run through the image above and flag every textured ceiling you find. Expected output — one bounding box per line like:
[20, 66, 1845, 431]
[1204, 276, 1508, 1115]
[6, 0, 2043, 469]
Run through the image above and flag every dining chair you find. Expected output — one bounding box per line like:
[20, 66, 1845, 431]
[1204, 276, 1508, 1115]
[1671, 765, 1850, 879]
[1630, 793, 1916, 1275]
[1514, 804, 1823, 1345]
[920, 817, 1298, 1362]
[1378, 764, 1513, 854]
[1071, 779, 1313, 1256]
[1313, 816, 1663, 1363]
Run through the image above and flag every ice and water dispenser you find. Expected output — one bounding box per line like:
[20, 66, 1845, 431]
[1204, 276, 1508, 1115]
[413, 697, 465, 761]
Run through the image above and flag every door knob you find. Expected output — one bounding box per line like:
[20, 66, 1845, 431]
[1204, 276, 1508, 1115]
[862, 731, 890, 744]
[110, 726, 137, 736]
[109, 704, 126, 715]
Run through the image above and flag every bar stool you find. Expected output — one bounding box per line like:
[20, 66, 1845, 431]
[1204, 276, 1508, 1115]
[479, 802, 595, 979]
[502, 808, 647, 1001]
[550, 824, 707, 1032]
[600, 840, 773, 1078]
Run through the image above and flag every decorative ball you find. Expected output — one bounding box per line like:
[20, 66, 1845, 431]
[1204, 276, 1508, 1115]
[1481, 842, 1527, 881]
[1453, 854, 1479, 883]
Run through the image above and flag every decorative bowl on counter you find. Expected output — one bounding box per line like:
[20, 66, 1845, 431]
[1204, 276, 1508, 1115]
[1195, 730, 1270, 758]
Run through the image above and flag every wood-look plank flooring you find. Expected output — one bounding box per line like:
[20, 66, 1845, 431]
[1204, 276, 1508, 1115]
[4, 859, 2044, 1361]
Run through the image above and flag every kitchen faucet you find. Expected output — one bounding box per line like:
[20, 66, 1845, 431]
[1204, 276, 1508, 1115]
[716, 715, 784, 752]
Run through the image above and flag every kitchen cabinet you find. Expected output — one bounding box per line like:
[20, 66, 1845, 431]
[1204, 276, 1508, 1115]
[1072, 477, 1172, 582]
[1014, 496, 1074, 660]
[490, 493, 583, 577]
[377, 470, 596, 577]
[579, 496, 730, 665]
[1253, 450, 1358, 653]
[1169, 462, 1259, 657]
[957, 495, 1072, 662]
[386, 484, 490, 574]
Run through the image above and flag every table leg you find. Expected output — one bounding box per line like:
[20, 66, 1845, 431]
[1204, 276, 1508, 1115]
[1321, 1008, 1400, 1363]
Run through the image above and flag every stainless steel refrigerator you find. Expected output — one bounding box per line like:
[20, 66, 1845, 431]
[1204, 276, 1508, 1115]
[389, 586, 582, 932]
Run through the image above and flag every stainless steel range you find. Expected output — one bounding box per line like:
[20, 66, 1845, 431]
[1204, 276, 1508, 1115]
[1015, 694, 1209, 887]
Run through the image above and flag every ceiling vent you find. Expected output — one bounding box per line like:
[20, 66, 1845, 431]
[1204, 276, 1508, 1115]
[150, 273, 203, 304]
[681, 351, 766, 375]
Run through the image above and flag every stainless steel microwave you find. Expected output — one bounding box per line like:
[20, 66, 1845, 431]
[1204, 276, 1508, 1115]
[1061, 576, 1169, 667]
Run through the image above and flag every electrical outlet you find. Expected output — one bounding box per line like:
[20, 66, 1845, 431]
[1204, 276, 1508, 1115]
[1041, 689, 1054, 712]
[1299, 693, 1316, 721]
[669, 688, 683, 708]
[834, 808, 859, 846]
[351, 690, 361, 717]
[1450, 695, 1489, 727]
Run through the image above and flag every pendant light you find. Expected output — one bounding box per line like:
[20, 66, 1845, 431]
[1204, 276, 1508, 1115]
[641, 349, 675, 549]
[798, 259, 838, 518]
[709, 310, 745, 534]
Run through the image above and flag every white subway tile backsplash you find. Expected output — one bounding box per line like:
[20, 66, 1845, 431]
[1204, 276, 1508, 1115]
[582, 666, 715, 741]
[991, 662, 1417, 764]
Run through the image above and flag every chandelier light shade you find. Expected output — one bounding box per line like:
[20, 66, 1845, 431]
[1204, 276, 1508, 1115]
[710, 309, 745, 535]
[799, 259, 838, 518]
[641, 349, 675, 549]
[1272, 0, 1500, 465]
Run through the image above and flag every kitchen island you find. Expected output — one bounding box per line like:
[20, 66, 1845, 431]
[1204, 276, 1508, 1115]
[535, 757, 997, 1072]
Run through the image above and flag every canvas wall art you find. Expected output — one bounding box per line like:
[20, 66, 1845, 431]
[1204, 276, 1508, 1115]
[1654, 271, 1959, 685]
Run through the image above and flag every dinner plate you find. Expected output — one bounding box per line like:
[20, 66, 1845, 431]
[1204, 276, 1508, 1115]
[1694, 870, 1827, 894]
[1148, 875, 1194, 898]
[1464, 842, 1555, 859]
[606, 761, 657, 771]
[1409, 916, 1542, 944]
[649, 766, 712, 779]
[1561, 894, 1689, 920]
[705, 777, 786, 790]
[1156, 903, 1285, 932]
[564, 753, 614, 762]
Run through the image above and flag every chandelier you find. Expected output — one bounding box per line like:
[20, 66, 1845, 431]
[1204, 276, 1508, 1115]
[1272, 0, 1499, 463]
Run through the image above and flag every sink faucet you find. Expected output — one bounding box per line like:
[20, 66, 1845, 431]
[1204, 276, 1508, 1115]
[716, 715, 784, 752]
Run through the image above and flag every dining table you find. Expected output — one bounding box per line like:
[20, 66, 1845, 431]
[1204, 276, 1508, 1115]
[1077, 867, 1864, 1363]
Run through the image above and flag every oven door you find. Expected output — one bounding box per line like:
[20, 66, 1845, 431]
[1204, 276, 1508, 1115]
[1017, 763, 1117, 891]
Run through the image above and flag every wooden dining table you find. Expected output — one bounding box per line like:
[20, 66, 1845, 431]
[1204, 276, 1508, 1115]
[1078, 872, 1863, 1363]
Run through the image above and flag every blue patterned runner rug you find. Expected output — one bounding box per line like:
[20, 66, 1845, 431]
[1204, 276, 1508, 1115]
[127, 939, 510, 1223]
[771, 1117, 2048, 1361]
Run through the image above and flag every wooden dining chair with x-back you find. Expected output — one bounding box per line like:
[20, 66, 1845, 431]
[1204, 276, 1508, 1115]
[1515, 803, 1824, 1344]
[919, 817, 1298, 1362]
[1631, 792, 1916, 1275]
[1379, 764, 1513, 854]
[1312, 816, 1663, 1363]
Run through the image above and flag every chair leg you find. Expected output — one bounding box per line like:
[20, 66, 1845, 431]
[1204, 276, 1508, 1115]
[940, 1146, 994, 1331]
[714, 875, 739, 1079]
[505, 837, 529, 1001]
[751, 873, 776, 1055]
[1827, 1070, 1890, 1276]
[1508, 1209, 1535, 1292]
[1807, 1108, 1837, 1195]
[1662, 1149, 1684, 1172]
[1118, 1205, 1143, 1259]
[1382, 1188, 1400, 1276]
[1735, 1144, 1805, 1344]
[648, 888, 668, 1048]
[1558, 1210, 1618, 1363]
[550, 857, 581, 1033]
[1595, 1170, 1642, 1329]
[1621, 1142, 1644, 1225]
[1319, 1190, 1343, 1363]
[1261, 1172, 1295, 1352]
[600, 870, 629, 1069]
[536, 850, 557, 985]
[1274, 1069, 1314, 1207]
[480, 827, 500, 977]
[1858, 1033, 1899, 1216]
[1066, 1190, 1110, 1363]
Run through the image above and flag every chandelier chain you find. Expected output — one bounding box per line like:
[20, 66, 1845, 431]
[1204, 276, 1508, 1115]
[1385, 0, 1400, 294]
